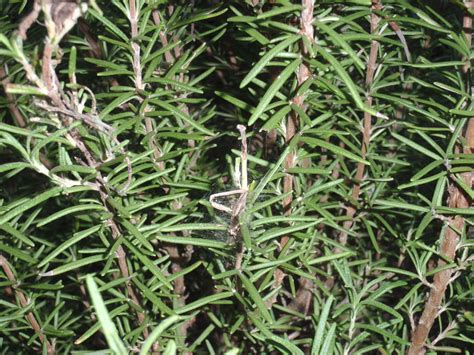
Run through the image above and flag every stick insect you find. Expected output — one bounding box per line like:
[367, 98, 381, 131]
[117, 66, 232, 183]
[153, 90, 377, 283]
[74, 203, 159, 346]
[209, 125, 249, 269]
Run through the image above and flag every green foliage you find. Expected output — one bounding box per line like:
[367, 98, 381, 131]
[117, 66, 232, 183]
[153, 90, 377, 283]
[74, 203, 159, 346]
[0, 0, 472, 354]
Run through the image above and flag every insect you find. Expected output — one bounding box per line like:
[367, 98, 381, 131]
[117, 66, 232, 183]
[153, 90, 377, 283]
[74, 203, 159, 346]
[209, 125, 250, 268]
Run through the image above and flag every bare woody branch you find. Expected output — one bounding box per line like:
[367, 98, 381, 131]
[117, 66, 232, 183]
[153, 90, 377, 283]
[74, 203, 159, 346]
[18, 0, 41, 40]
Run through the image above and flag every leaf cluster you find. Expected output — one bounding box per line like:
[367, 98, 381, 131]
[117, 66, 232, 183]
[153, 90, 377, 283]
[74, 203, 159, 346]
[0, 0, 472, 354]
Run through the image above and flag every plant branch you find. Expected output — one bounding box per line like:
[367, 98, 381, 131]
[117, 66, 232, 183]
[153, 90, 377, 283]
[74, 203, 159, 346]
[152, 10, 174, 64]
[124, 5, 164, 168]
[407, 197, 469, 354]
[281, 0, 314, 249]
[0, 254, 55, 354]
[0, 66, 26, 127]
[338, 0, 381, 246]
[13, 1, 149, 340]
[268, 0, 314, 313]
[129, 0, 143, 91]
[18, 0, 41, 40]
[408, 4, 473, 353]
[149, 7, 196, 347]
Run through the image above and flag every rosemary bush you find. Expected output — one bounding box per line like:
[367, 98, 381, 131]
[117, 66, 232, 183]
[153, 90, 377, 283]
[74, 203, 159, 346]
[0, 0, 472, 354]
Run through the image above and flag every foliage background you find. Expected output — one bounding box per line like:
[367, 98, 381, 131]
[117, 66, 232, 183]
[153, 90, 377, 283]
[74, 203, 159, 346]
[0, 0, 472, 354]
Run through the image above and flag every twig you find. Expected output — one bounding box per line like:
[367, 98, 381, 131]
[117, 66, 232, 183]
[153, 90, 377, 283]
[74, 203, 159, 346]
[152, 7, 195, 153]
[127, 5, 169, 174]
[0, 254, 55, 354]
[18, 0, 41, 40]
[35, 102, 112, 133]
[238, 124, 248, 190]
[107, 219, 148, 337]
[14, 2, 149, 340]
[462, 1, 473, 76]
[408, 4, 473, 353]
[163, 241, 189, 351]
[407, 213, 467, 354]
[123, 4, 164, 168]
[149, 7, 196, 349]
[151, 10, 174, 64]
[338, 0, 381, 246]
[129, 0, 143, 91]
[0, 66, 26, 127]
[267, 0, 315, 312]
[462, 1, 474, 156]
[1, 64, 55, 169]
[210, 189, 246, 214]
[281, 0, 314, 249]
[77, 18, 102, 58]
[429, 319, 457, 347]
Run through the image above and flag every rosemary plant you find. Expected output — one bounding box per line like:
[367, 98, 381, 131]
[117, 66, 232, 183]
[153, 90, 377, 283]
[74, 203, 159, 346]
[0, 1, 472, 354]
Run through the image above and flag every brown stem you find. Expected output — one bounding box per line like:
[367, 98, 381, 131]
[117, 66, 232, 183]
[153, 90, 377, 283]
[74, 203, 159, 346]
[56, 125, 149, 339]
[281, 0, 314, 249]
[462, 2, 472, 75]
[129, 0, 143, 91]
[0, 66, 26, 127]
[267, 0, 314, 312]
[338, 0, 381, 246]
[149, 8, 194, 347]
[0, 254, 55, 354]
[152, 10, 174, 64]
[107, 219, 148, 337]
[127, 7, 167, 168]
[17, 2, 149, 340]
[77, 19, 102, 59]
[408, 4, 473, 353]
[462, 0, 473, 153]
[18, 0, 41, 40]
[77, 19, 120, 88]
[1, 66, 56, 168]
[408, 187, 470, 354]
[41, 41, 64, 109]
[152, 8, 195, 153]
[282, 110, 298, 239]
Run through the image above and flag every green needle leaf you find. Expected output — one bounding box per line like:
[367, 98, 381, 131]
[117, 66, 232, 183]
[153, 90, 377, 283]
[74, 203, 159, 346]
[240, 35, 300, 88]
[86, 275, 127, 355]
[248, 58, 301, 125]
